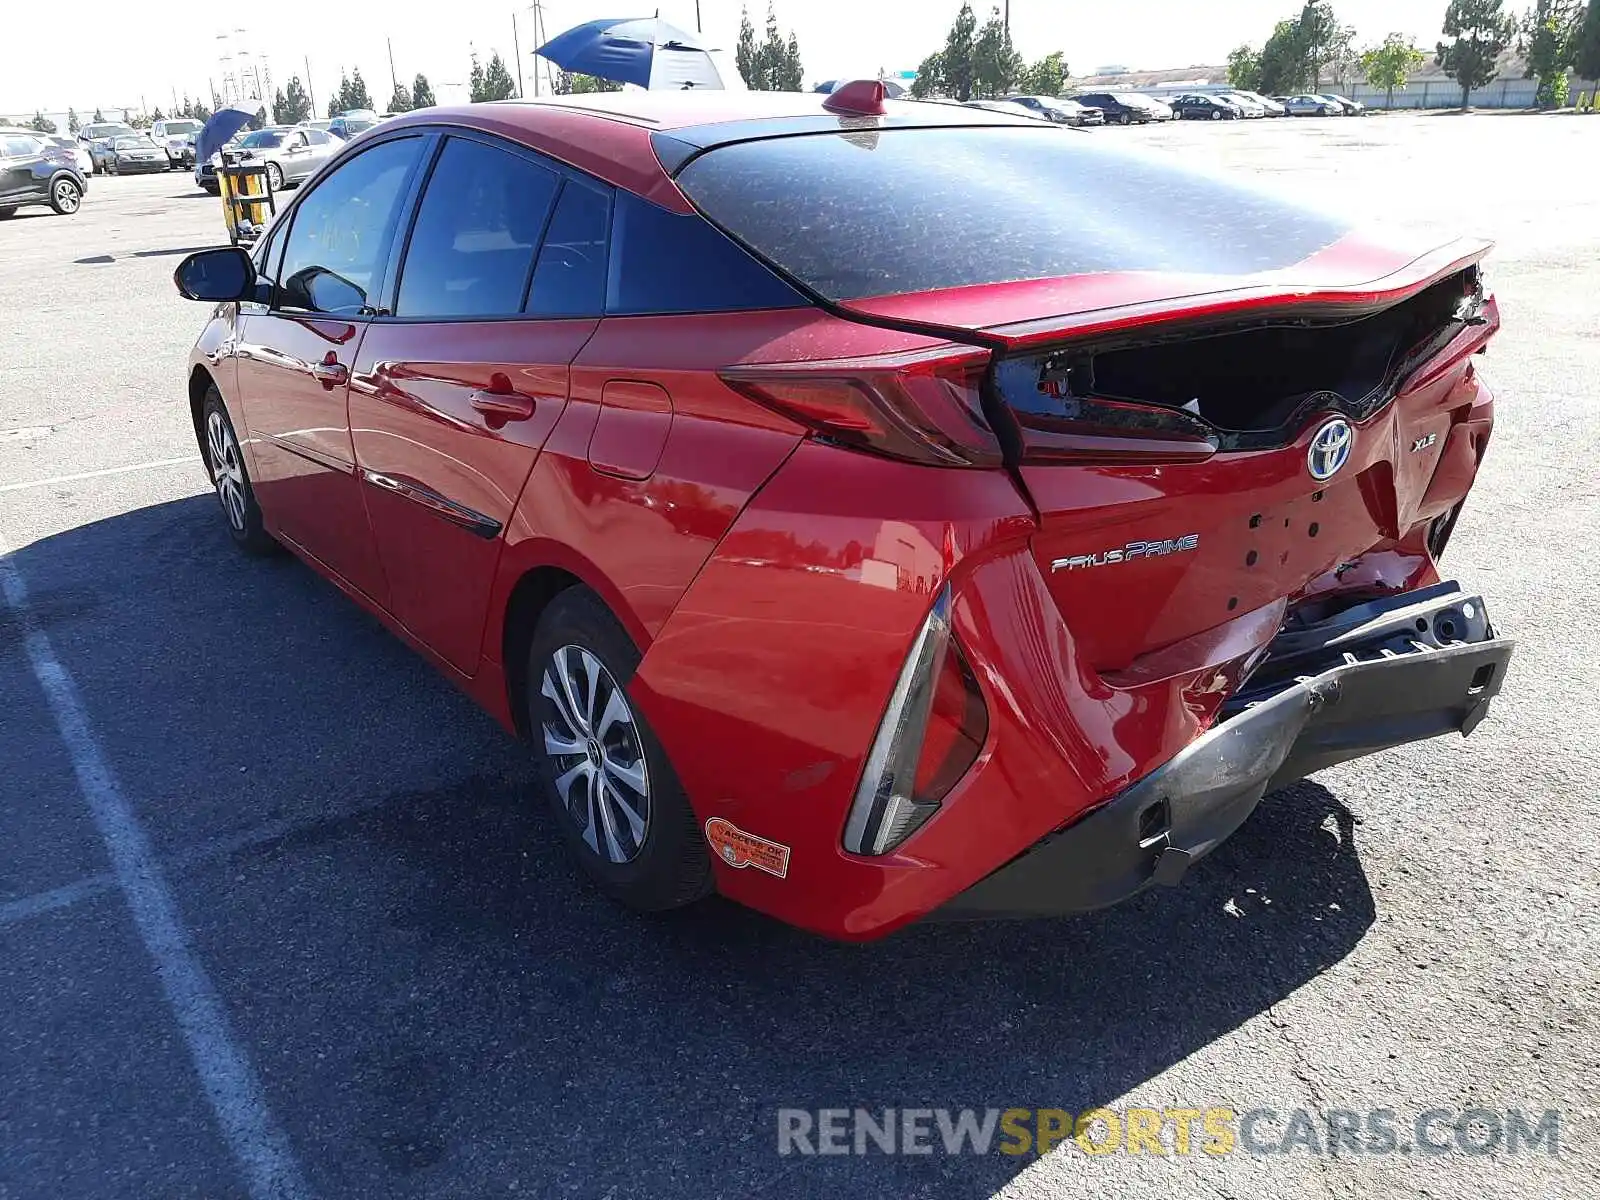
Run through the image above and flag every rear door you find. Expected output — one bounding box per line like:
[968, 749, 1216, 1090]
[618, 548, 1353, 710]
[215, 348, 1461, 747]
[0, 135, 44, 203]
[349, 134, 606, 673]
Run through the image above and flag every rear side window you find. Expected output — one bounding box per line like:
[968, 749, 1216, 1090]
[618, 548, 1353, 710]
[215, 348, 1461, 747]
[605, 192, 804, 315]
[526, 181, 610, 318]
[395, 137, 559, 318]
[674, 126, 1351, 300]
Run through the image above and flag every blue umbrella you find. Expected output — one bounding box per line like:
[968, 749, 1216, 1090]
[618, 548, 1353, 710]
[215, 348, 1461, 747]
[536, 17, 730, 90]
[195, 103, 265, 165]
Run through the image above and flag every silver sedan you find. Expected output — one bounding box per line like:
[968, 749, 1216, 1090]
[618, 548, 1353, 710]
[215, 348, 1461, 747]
[225, 126, 340, 190]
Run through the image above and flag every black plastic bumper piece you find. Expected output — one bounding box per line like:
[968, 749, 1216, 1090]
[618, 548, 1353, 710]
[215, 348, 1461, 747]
[938, 583, 1513, 920]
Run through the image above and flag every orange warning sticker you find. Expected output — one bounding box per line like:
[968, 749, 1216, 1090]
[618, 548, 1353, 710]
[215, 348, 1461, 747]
[705, 817, 791, 879]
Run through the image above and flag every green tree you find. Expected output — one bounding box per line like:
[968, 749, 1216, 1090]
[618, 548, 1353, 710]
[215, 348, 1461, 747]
[412, 73, 437, 108]
[27, 111, 58, 133]
[471, 51, 517, 101]
[556, 70, 623, 94]
[972, 7, 1022, 97]
[1296, 0, 1342, 88]
[1523, 0, 1583, 105]
[783, 32, 804, 90]
[388, 81, 413, 112]
[278, 76, 312, 124]
[151, 105, 165, 122]
[92, 107, 104, 122]
[1258, 19, 1308, 93]
[736, 6, 759, 87]
[909, 50, 947, 97]
[942, 2, 979, 101]
[1227, 44, 1264, 90]
[66, 107, 80, 133]
[1438, 0, 1516, 107]
[1016, 51, 1068, 96]
[1361, 34, 1425, 107]
[347, 67, 375, 110]
[1574, 0, 1600, 82]
[329, 72, 349, 117]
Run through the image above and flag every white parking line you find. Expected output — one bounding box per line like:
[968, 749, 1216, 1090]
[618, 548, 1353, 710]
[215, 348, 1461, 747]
[0, 456, 201, 494]
[0, 534, 312, 1200]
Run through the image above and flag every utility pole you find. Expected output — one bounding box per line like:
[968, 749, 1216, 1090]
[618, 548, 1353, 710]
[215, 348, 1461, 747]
[304, 56, 317, 116]
[512, 14, 524, 98]
[388, 37, 399, 98]
[696, 0, 702, 31]
[1004, 0, 1010, 32]
[531, 0, 543, 96]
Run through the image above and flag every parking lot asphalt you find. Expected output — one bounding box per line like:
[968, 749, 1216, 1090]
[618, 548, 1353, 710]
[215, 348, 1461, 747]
[1, 113, 1597, 1200]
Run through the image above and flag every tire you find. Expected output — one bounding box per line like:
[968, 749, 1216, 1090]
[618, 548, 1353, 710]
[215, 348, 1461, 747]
[0, 206, 15, 219]
[48, 176, 82, 215]
[1118, 112, 1132, 126]
[266, 162, 284, 191]
[1211, 109, 1222, 120]
[201, 388, 275, 555]
[526, 588, 713, 912]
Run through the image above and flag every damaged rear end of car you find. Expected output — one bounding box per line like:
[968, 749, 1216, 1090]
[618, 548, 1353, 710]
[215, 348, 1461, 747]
[641, 114, 1512, 938]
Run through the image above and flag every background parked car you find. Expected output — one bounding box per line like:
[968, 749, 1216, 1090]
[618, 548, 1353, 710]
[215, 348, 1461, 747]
[1216, 91, 1270, 117]
[326, 110, 379, 140]
[1169, 93, 1245, 120]
[964, 99, 1049, 120]
[46, 134, 93, 176]
[1282, 94, 1343, 116]
[1317, 93, 1367, 115]
[1002, 95, 1105, 126]
[1072, 91, 1162, 124]
[1226, 89, 1287, 116]
[1142, 95, 1175, 121]
[0, 127, 86, 216]
[78, 122, 136, 173]
[149, 118, 203, 168]
[296, 119, 338, 137]
[228, 125, 340, 190]
[106, 134, 167, 175]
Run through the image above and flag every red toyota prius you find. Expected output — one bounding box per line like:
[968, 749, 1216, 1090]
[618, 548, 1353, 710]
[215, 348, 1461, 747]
[174, 85, 1512, 940]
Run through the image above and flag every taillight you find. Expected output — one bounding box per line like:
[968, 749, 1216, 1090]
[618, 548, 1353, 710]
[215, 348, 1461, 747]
[843, 586, 989, 856]
[719, 345, 1001, 468]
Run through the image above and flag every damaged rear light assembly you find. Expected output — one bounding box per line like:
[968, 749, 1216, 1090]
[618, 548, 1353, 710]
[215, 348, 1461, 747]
[719, 345, 1002, 468]
[991, 267, 1494, 463]
[843, 586, 989, 856]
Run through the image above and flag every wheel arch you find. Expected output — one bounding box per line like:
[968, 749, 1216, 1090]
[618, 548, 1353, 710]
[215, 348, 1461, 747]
[499, 554, 646, 740]
[187, 364, 216, 460]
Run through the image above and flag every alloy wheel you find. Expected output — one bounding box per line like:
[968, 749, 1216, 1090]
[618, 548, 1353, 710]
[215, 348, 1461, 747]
[206, 410, 247, 532]
[54, 180, 81, 212]
[540, 644, 651, 864]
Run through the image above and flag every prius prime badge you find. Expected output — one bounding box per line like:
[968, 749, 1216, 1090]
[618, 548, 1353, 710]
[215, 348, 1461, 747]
[1307, 418, 1354, 482]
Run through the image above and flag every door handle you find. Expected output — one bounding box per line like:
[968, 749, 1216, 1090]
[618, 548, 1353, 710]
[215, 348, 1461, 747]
[469, 375, 535, 422]
[312, 353, 348, 390]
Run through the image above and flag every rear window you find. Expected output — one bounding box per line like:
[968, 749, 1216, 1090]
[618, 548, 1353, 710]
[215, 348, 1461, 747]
[675, 127, 1351, 301]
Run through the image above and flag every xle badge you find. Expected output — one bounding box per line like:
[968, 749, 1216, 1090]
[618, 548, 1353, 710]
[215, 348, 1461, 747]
[705, 818, 791, 878]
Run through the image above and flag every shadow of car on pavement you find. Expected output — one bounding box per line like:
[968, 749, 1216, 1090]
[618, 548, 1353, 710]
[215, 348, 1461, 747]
[4, 494, 1377, 1199]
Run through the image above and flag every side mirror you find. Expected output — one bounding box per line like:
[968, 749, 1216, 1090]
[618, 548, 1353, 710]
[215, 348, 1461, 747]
[173, 246, 256, 302]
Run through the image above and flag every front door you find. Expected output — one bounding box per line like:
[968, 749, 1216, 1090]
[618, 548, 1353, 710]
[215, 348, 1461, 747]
[349, 137, 611, 673]
[237, 133, 429, 605]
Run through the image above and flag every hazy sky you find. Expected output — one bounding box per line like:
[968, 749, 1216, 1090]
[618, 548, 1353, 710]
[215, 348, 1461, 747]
[4, 0, 1452, 116]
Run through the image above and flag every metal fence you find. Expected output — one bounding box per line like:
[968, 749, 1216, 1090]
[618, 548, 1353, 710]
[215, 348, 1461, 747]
[1342, 77, 1599, 109]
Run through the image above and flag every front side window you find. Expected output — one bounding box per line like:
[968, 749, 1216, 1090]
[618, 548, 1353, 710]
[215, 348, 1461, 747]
[395, 137, 559, 318]
[275, 137, 423, 315]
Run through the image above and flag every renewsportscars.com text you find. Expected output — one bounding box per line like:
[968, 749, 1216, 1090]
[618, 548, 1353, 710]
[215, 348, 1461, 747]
[776, 1106, 1561, 1158]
